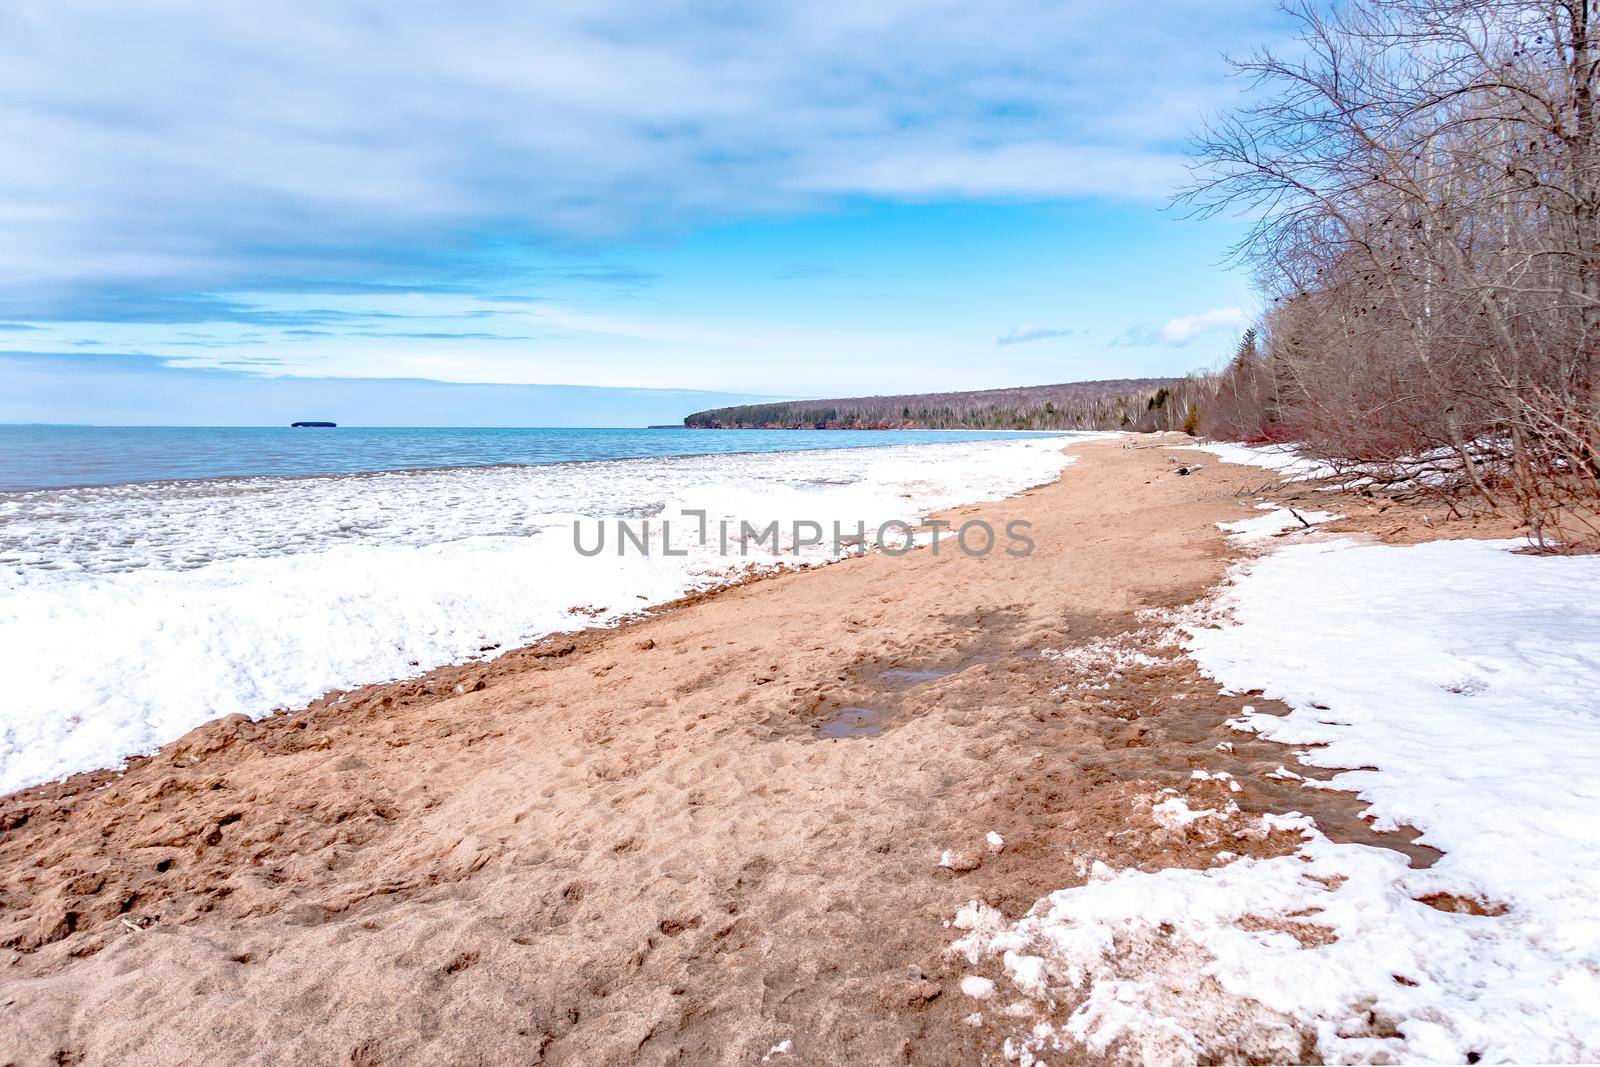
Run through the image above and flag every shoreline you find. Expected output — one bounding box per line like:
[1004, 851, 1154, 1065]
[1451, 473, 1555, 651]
[0, 437, 1530, 1064]
[0, 433, 1100, 804]
[0, 425, 1078, 494]
[0, 433, 1086, 796]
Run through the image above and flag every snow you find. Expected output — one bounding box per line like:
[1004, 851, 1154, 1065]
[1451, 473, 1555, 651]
[1150, 793, 1229, 830]
[1041, 627, 1172, 691]
[1182, 440, 1337, 480]
[1217, 502, 1338, 543]
[961, 975, 998, 1000]
[1190, 438, 1508, 497]
[1189, 538, 1600, 862]
[0, 435, 1096, 794]
[952, 536, 1600, 1063]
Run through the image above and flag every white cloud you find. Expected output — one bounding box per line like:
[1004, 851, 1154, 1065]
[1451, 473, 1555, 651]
[0, 0, 1269, 313]
[996, 322, 1076, 345]
[1158, 306, 1250, 344]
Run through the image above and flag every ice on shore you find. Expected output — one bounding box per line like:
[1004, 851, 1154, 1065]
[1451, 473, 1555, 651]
[960, 975, 997, 1000]
[1190, 438, 1504, 495]
[0, 435, 1095, 794]
[1184, 439, 1337, 481]
[956, 536, 1600, 1063]
[1217, 502, 1338, 543]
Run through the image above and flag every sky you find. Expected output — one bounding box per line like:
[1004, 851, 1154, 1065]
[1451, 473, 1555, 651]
[0, 1, 1287, 426]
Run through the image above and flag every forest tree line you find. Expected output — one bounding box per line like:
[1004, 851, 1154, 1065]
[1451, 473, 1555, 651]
[683, 378, 1198, 433]
[1178, 0, 1600, 549]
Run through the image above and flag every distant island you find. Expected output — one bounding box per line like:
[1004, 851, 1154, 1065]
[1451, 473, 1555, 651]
[290, 421, 337, 428]
[683, 377, 1190, 433]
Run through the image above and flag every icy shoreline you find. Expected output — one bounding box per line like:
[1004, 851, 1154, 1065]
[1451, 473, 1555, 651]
[0, 435, 1099, 795]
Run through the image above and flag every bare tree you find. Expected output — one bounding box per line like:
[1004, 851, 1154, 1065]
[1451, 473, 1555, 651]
[1180, 0, 1600, 549]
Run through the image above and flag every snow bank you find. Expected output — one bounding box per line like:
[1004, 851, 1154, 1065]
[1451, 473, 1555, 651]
[1190, 538, 1600, 875]
[1192, 438, 1508, 497]
[1184, 440, 1337, 481]
[954, 537, 1600, 1063]
[0, 435, 1095, 794]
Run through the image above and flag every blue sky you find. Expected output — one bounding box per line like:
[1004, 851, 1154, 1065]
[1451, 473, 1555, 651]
[0, 1, 1288, 425]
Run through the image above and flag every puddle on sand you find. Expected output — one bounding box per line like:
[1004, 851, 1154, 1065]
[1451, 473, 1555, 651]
[874, 654, 989, 691]
[813, 654, 991, 739]
[876, 667, 951, 687]
[815, 706, 889, 739]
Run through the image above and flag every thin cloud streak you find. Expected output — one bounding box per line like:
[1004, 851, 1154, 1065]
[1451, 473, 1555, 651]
[1114, 306, 1251, 348]
[1159, 306, 1249, 344]
[996, 322, 1077, 346]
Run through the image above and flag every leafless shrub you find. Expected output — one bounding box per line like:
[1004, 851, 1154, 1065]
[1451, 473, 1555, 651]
[1180, 0, 1600, 550]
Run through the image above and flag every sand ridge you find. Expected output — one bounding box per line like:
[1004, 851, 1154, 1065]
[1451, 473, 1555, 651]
[0, 437, 1453, 1065]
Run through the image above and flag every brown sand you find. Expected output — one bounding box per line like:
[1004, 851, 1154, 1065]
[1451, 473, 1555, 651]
[0, 437, 1473, 1066]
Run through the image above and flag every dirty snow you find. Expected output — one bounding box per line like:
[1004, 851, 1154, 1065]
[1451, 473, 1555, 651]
[960, 975, 998, 1000]
[953, 536, 1600, 1063]
[1040, 627, 1176, 692]
[1217, 502, 1338, 544]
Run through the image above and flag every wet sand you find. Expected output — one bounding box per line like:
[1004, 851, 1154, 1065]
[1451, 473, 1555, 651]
[0, 436, 1481, 1065]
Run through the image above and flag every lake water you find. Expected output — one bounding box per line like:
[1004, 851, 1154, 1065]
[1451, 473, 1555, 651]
[0, 425, 1058, 491]
[0, 426, 1098, 794]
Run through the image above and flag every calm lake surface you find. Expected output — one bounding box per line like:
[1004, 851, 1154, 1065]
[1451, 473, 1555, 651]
[0, 425, 1060, 491]
[0, 430, 1088, 793]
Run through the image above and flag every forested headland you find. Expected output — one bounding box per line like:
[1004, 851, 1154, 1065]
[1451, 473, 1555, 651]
[683, 378, 1198, 433]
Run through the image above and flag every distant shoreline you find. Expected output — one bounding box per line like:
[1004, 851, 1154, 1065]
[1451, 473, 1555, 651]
[682, 376, 1190, 434]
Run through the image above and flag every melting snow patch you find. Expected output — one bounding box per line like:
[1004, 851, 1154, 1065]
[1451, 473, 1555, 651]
[1217, 502, 1339, 544]
[1041, 628, 1178, 691]
[1182, 441, 1337, 481]
[953, 536, 1600, 1063]
[961, 975, 998, 1000]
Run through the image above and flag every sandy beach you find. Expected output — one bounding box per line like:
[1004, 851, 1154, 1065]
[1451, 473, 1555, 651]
[13, 2, 1600, 1060]
[0, 437, 1534, 1064]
